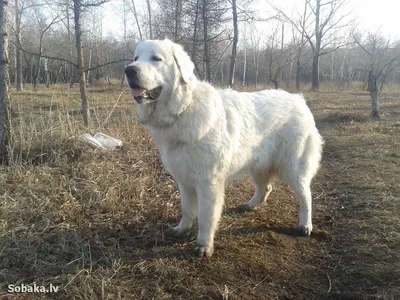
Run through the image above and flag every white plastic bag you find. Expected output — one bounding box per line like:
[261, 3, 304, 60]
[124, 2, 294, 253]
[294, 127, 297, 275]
[81, 132, 123, 150]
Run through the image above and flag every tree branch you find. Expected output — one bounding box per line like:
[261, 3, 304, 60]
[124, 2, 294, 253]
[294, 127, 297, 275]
[86, 59, 133, 72]
[10, 41, 78, 67]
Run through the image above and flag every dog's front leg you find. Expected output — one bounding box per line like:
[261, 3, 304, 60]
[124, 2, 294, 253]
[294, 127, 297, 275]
[166, 183, 197, 237]
[195, 179, 224, 258]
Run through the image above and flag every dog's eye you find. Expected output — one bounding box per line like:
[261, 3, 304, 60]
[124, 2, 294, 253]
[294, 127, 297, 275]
[133, 56, 138, 62]
[151, 56, 162, 62]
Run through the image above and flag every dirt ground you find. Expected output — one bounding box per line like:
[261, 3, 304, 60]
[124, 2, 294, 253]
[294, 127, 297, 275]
[0, 84, 399, 299]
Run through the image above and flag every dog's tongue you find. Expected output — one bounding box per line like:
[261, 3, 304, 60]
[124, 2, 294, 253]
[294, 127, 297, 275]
[131, 88, 146, 97]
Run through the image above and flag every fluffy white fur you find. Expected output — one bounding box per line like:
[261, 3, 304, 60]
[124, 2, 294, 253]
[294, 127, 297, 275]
[126, 39, 323, 258]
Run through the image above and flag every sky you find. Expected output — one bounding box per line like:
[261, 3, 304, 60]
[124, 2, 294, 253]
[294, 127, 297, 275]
[101, 0, 400, 40]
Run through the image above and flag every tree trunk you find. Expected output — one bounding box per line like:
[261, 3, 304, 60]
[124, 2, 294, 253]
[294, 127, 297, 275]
[86, 49, 93, 87]
[73, 0, 89, 127]
[130, 0, 143, 41]
[174, 0, 181, 42]
[242, 39, 246, 88]
[296, 56, 301, 92]
[33, 57, 41, 91]
[146, 0, 152, 39]
[311, 52, 320, 91]
[191, 0, 200, 63]
[121, 0, 127, 88]
[228, 0, 238, 88]
[311, 0, 321, 91]
[296, 0, 307, 93]
[368, 71, 380, 119]
[253, 49, 259, 88]
[271, 79, 279, 89]
[15, 0, 23, 91]
[202, 0, 211, 82]
[66, 1, 75, 88]
[0, 0, 12, 162]
[44, 58, 50, 88]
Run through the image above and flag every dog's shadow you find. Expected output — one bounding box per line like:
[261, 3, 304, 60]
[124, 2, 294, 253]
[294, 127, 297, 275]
[223, 205, 302, 237]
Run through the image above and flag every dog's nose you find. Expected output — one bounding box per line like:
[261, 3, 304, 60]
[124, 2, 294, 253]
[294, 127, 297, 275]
[125, 65, 137, 78]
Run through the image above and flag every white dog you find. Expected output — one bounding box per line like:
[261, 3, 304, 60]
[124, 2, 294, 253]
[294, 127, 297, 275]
[125, 39, 323, 258]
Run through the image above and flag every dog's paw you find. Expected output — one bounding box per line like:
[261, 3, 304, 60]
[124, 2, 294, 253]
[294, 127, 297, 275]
[165, 226, 190, 239]
[195, 243, 214, 258]
[236, 203, 256, 213]
[298, 224, 313, 236]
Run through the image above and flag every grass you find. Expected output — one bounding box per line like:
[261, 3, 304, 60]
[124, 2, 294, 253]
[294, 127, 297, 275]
[0, 83, 399, 299]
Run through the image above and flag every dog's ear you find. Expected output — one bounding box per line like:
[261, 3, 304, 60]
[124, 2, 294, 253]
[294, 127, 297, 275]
[168, 40, 196, 84]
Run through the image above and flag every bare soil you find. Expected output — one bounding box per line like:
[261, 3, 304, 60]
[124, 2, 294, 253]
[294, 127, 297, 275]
[0, 85, 398, 299]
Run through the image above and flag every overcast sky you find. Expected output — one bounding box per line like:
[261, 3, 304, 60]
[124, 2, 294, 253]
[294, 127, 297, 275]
[102, 0, 400, 40]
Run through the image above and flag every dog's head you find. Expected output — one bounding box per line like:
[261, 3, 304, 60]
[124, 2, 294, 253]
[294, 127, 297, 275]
[125, 39, 196, 105]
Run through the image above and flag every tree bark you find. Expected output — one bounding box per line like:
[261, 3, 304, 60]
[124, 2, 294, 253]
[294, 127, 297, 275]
[295, 57, 301, 92]
[368, 71, 380, 119]
[191, 0, 200, 63]
[73, 0, 89, 127]
[145, 0, 152, 39]
[295, 0, 307, 92]
[15, 0, 23, 91]
[242, 38, 246, 88]
[174, 0, 181, 42]
[311, 0, 321, 91]
[86, 49, 93, 87]
[66, 1, 75, 88]
[228, 0, 238, 88]
[44, 58, 50, 87]
[121, 0, 127, 88]
[130, 0, 143, 41]
[33, 56, 41, 91]
[311, 52, 320, 91]
[202, 0, 211, 82]
[0, 0, 12, 162]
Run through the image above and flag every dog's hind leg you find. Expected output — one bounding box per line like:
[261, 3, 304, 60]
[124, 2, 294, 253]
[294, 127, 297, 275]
[166, 183, 197, 238]
[291, 180, 313, 235]
[238, 172, 273, 212]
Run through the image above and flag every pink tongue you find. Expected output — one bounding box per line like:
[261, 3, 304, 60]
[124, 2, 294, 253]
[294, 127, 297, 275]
[131, 88, 146, 97]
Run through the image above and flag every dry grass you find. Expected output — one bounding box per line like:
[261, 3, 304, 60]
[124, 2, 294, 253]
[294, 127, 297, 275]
[0, 83, 399, 299]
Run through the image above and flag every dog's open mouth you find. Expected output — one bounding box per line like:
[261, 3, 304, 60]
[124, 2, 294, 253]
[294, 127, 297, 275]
[130, 83, 162, 104]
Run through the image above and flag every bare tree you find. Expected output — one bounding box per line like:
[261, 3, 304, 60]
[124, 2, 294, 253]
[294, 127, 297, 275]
[127, 0, 143, 41]
[295, 0, 308, 92]
[145, 0, 152, 39]
[265, 21, 296, 89]
[73, 0, 110, 127]
[354, 31, 400, 119]
[202, 0, 211, 82]
[228, 0, 238, 88]
[0, 0, 12, 162]
[270, 0, 351, 90]
[249, 23, 260, 88]
[15, 0, 23, 91]
[73, 0, 89, 127]
[66, 1, 76, 87]
[32, 16, 61, 91]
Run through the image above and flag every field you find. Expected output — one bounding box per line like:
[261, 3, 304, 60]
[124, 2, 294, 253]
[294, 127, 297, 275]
[0, 83, 399, 299]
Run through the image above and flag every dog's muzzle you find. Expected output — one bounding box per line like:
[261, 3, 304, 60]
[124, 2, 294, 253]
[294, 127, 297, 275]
[125, 65, 162, 104]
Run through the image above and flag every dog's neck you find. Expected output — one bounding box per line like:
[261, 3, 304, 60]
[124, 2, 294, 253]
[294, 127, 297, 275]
[139, 78, 196, 128]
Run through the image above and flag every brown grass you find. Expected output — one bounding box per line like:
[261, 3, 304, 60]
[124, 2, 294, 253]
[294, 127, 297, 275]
[0, 83, 399, 299]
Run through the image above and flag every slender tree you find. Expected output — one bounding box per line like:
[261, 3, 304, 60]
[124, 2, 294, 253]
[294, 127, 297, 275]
[72, 0, 110, 127]
[270, 0, 351, 90]
[0, 0, 12, 162]
[228, 0, 238, 88]
[73, 0, 89, 127]
[354, 32, 400, 119]
[14, 0, 23, 91]
[145, 0, 152, 39]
